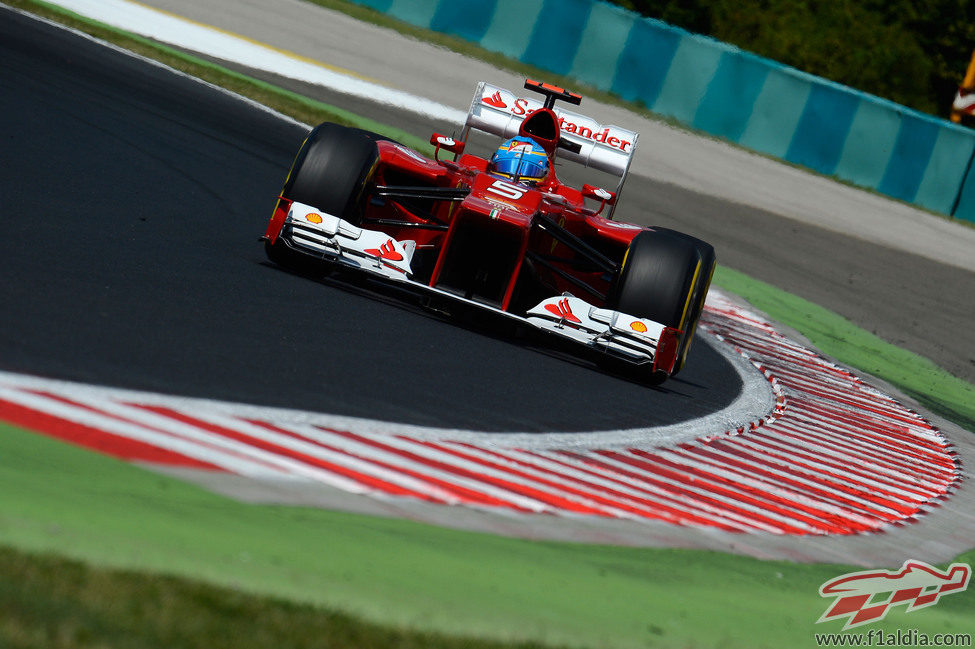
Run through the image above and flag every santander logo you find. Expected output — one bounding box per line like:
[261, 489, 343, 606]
[481, 90, 633, 153]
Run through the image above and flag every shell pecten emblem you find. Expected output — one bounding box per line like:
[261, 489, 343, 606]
[630, 321, 648, 333]
[305, 212, 324, 224]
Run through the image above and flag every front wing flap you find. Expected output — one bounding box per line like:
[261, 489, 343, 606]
[527, 296, 681, 375]
[284, 201, 415, 279]
[277, 201, 679, 375]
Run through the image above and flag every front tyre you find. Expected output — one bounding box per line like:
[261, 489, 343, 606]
[646, 228, 716, 372]
[610, 230, 715, 377]
[266, 123, 386, 272]
[281, 123, 385, 222]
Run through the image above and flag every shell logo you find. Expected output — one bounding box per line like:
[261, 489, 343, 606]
[305, 213, 323, 224]
[630, 321, 648, 333]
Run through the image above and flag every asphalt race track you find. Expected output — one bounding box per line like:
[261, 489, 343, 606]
[0, 10, 743, 433]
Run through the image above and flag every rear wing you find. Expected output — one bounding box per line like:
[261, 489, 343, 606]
[460, 81, 638, 214]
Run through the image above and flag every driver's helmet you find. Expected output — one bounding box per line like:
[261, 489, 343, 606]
[489, 136, 549, 185]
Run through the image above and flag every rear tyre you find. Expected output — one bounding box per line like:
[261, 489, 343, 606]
[610, 230, 714, 378]
[266, 123, 386, 271]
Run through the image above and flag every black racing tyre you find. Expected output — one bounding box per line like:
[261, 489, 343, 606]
[648, 228, 716, 372]
[281, 122, 386, 222]
[267, 123, 387, 272]
[610, 230, 714, 377]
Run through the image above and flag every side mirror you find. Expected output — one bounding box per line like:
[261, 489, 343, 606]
[430, 133, 465, 163]
[582, 184, 616, 215]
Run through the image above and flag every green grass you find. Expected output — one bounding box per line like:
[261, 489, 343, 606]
[1, 423, 972, 649]
[3, 1, 975, 648]
[0, 546, 555, 649]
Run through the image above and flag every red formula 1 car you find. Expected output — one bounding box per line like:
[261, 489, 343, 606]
[263, 79, 715, 382]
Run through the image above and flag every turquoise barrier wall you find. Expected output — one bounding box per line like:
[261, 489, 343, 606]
[353, 0, 975, 223]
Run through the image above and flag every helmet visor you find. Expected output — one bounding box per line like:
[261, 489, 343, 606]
[492, 156, 547, 181]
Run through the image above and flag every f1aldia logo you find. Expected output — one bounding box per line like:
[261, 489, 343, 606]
[817, 560, 970, 630]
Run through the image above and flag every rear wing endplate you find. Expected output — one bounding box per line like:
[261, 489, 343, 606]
[460, 81, 639, 214]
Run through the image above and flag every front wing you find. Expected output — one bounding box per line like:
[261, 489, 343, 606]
[271, 201, 681, 376]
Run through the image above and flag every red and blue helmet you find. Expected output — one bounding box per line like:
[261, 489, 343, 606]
[489, 136, 549, 185]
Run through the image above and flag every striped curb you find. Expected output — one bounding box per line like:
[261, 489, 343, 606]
[0, 292, 960, 535]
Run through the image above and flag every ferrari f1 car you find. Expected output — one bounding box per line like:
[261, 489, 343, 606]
[263, 79, 715, 382]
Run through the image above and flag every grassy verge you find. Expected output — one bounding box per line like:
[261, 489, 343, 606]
[0, 545, 550, 649]
[1, 423, 972, 649]
[0, 545, 554, 649]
